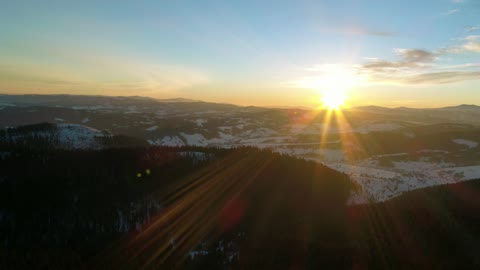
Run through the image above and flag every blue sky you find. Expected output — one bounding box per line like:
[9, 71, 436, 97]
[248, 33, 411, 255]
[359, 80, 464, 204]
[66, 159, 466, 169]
[0, 0, 479, 107]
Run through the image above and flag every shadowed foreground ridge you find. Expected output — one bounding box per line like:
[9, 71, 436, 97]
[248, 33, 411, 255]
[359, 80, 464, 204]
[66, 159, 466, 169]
[0, 142, 479, 269]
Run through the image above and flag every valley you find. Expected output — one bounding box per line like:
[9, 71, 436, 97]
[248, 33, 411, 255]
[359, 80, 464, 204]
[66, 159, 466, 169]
[2, 94, 480, 202]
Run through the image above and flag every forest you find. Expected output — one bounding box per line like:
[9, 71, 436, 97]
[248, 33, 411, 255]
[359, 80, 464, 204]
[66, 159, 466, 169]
[0, 139, 479, 269]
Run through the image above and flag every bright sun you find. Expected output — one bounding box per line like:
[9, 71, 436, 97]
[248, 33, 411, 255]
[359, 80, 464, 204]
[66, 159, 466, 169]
[321, 91, 346, 110]
[295, 64, 363, 110]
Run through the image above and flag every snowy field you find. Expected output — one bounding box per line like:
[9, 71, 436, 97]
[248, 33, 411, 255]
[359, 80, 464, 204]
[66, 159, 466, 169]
[5, 119, 479, 204]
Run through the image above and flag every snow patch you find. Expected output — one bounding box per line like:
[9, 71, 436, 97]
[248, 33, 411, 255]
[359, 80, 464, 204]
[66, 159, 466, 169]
[145, 125, 159, 131]
[453, 139, 478, 149]
[209, 132, 236, 145]
[180, 133, 208, 146]
[443, 165, 480, 180]
[329, 163, 400, 179]
[193, 119, 208, 127]
[56, 124, 107, 149]
[218, 126, 232, 132]
[148, 136, 185, 147]
[189, 251, 209, 260]
[240, 128, 278, 138]
[6, 123, 108, 150]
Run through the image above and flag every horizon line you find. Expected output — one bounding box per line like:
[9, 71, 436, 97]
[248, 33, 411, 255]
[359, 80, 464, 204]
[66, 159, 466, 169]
[0, 92, 478, 110]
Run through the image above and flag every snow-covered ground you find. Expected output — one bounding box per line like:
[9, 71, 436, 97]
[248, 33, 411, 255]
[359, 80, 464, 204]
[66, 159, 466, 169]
[63, 120, 480, 203]
[332, 157, 480, 203]
[239, 128, 278, 138]
[444, 165, 480, 180]
[453, 139, 478, 149]
[0, 103, 16, 110]
[148, 136, 185, 147]
[208, 132, 236, 145]
[277, 148, 345, 163]
[56, 124, 107, 149]
[193, 119, 208, 127]
[132, 120, 480, 204]
[180, 133, 209, 147]
[4, 124, 108, 150]
[145, 125, 159, 131]
[1, 123, 111, 149]
[4, 114, 479, 204]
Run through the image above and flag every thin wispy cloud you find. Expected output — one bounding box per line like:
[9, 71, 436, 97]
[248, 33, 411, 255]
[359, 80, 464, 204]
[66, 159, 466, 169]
[319, 26, 396, 37]
[395, 49, 436, 62]
[362, 60, 422, 71]
[444, 9, 460, 16]
[360, 43, 480, 85]
[292, 35, 480, 88]
[438, 35, 480, 54]
[463, 35, 480, 52]
[403, 71, 480, 84]
[436, 63, 480, 69]
[360, 67, 480, 86]
[361, 49, 436, 72]
[466, 26, 479, 32]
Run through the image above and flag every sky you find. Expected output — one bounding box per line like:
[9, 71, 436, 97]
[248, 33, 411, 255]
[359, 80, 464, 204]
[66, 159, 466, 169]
[0, 0, 479, 108]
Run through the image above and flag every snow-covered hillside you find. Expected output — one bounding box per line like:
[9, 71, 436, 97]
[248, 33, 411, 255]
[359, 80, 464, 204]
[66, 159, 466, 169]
[1, 123, 109, 150]
[453, 139, 478, 149]
[55, 124, 108, 149]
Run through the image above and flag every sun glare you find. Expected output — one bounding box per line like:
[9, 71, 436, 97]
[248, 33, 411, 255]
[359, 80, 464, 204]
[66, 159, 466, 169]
[321, 90, 346, 110]
[295, 64, 365, 110]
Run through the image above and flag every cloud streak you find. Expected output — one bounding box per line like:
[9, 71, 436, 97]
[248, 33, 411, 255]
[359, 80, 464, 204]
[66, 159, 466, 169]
[359, 45, 480, 85]
[361, 49, 436, 72]
[403, 71, 480, 84]
[438, 35, 480, 54]
[441, 9, 460, 16]
[466, 26, 479, 32]
[320, 26, 396, 37]
[463, 35, 480, 52]
[294, 40, 480, 88]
